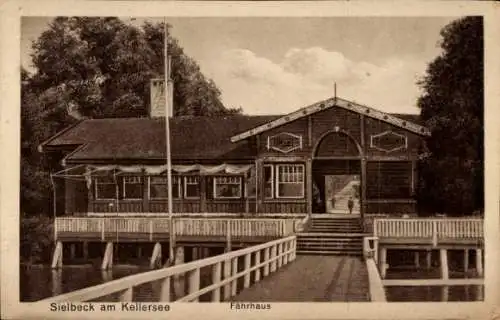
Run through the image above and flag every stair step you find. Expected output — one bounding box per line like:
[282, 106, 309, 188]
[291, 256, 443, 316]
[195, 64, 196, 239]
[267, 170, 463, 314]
[298, 232, 366, 237]
[296, 250, 362, 256]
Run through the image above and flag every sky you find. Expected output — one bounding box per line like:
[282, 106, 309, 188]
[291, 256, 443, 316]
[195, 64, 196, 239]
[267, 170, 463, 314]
[21, 16, 459, 115]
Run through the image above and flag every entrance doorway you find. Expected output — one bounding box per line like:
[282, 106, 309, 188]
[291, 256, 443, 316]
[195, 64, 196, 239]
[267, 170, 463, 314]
[324, 175, 360, 214]
[312, 160, 361, 214]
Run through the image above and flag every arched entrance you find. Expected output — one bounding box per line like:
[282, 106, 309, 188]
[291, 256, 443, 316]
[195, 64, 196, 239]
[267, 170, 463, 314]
[311, 130, 363, 215]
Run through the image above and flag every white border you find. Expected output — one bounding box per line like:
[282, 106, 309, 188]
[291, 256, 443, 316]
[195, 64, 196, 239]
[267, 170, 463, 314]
[2, 1, 499, 320]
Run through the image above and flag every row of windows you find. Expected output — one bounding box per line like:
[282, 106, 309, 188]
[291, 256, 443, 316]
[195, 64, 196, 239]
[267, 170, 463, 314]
[94, 164, 306, 200]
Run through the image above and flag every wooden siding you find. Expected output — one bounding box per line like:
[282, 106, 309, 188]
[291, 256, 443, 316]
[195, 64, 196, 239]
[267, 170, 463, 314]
[315, 132, 359, 157]
[261, 201, 307, 213]
[366, 161, 412, 199]
[258, 117, 309, 156]
[365, 201, 416, 214]
[311, 107, 362, 149]
[364, 117, 421, 158]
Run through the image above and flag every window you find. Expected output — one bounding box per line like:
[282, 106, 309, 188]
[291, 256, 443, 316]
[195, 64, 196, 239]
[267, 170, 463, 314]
[149, 176, 180, 199]
[95, 177, 116, 200]
[214, 176, 242, 199]
[123, 176, 143, 199]
[264, 165, 274, 199]
[184, 176, 200, 199]
[276, 164, 304, 198]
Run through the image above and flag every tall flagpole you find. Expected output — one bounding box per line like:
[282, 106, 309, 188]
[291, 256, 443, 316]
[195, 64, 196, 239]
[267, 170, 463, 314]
[164, 18, 175, 265]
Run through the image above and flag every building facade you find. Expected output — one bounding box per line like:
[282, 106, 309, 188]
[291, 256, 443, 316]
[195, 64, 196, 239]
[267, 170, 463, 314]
[40, 84, 429, 218]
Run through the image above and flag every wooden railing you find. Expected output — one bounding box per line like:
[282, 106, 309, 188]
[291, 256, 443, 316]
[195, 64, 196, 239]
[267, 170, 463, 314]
[54, 217, 298, 240]
[38, 236, 297, 303]
[362, 236, 386, 302]
[373, 218, 483, 244]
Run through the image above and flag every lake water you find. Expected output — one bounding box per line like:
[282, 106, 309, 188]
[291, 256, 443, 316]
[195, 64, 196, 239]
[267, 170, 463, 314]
[20, 264, 483, 302]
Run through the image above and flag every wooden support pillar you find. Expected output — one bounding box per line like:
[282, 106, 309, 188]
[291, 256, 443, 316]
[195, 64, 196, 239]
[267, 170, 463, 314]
[440, 248, 449, 280]
[306, 158, 312, 215]
[231, 257, 238, 296]
[463, 249, 469, 273]
[379, 247, 387, 278]
[70, 243, 76, 261]
[211, 262, 222, 302]
[101, 242, 113, 270]
[263, 247, 270, 276]
[142, 169, 149, 212]
[270, 244, 277, 272]
[441, 285, 449, 302]
[256, 158, 264, 213]
[83, 241, 88, 260]
[254, 251, 261, 282]
[414, 250, 420, 268]
[277, 243, 283, 268]
[360, 158, 367, 219]
[51, 241, 63, 269]
[187, 269, 200, 302]
[150, 242, 162, 268]
[51, 269, 62, 296]
[192, 247, 199, 261]
[223, 259, 231, 300]
[283, 241, 289, 265]
[476, 249, 483, 277]
[173, 246, 185, 298]
[426, 250, 432, 269]
[159, 276, 171, 302]
[244, 253, 251, 289]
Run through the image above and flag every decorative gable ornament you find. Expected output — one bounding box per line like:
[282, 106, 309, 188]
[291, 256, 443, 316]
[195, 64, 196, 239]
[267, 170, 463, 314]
[267, 132, 303, 153]
[370, 130, 407, 153]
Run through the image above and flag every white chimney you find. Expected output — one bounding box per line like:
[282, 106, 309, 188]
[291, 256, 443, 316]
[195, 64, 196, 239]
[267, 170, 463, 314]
[150, 78, 174, 118]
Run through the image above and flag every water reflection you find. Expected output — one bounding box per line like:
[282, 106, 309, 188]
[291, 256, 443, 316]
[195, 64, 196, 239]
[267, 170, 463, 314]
[21, 264, 484, 302]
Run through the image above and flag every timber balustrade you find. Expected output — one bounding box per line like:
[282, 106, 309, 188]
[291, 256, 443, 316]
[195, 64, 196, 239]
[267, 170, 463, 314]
[362, 236, 386, 302]
[373, 218, 483, 244]
[39, 236, 297, 303]
[54, 217, 298, 241]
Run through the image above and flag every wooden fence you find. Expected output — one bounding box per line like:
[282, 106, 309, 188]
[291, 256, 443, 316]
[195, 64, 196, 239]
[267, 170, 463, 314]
[39, 236, 297, 303]
[373, 218, 483, 244]
[54, 217, 298, 241]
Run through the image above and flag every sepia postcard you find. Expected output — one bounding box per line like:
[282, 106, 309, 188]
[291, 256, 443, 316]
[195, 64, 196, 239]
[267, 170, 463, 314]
[1, 1, 499, 319]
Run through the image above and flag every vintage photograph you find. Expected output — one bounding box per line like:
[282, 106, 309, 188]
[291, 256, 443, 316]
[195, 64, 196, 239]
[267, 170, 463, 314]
[18, 14, 487, 305]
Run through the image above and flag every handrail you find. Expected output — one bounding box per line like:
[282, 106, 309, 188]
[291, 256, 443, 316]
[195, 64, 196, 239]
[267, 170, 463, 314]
[365, 258, 387, 302]
[38, 235, 297, 303]
[373, 218, 483, 243]
[55, 217, 299, 240]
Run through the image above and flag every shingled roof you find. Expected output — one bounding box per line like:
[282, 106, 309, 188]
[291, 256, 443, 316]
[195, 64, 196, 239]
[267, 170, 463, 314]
[40, 115, 280, 163]
[40, 111, 422, 164]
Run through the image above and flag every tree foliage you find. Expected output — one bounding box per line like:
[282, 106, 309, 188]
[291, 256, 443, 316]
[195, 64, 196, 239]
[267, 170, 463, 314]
[416, 17, 483, 215]
[21, 17, 239, 217]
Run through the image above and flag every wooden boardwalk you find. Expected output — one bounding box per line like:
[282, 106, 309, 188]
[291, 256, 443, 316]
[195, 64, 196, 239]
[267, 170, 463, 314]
[230, 255, 370, 302]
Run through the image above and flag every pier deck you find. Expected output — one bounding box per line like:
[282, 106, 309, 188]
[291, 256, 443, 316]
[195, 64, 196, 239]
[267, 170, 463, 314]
[231, 255, 369, 302]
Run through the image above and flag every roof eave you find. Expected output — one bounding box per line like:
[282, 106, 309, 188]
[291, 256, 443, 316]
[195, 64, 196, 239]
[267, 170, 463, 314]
[230, 97, 431, 143]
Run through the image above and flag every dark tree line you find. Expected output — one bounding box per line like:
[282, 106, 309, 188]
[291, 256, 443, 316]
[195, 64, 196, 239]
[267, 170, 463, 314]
[416, 16, 484, 216]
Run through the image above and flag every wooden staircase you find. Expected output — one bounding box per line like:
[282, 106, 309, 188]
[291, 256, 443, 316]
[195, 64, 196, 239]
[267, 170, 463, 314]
[297, 216, 364, 256]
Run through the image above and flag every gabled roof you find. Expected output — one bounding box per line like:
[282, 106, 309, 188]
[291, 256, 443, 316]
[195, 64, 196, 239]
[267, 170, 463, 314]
[39, 115, 280, 162]
[230, 97, 430, 143]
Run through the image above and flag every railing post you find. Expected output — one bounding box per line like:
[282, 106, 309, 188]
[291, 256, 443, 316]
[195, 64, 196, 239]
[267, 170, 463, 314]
[270, 245, 277, 272]
[263, 247, 270, 276]
[211, 262, 221, 302]
[159, 276, 171, 302]
[223, 259, 231, 300]
[283, 241, 289, 265]
[231, 257, 238, 296]
[432, 220, 438, 247]
[277, 243, 283, 268]
[188, 268, 200, 302]
[119, 287, 133, 302]
[244, 253, 251, 288]
[254, 250, 261, 282]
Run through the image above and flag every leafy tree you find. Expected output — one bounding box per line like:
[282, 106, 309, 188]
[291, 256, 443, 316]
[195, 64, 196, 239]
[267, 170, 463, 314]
[21, 17, 240, 218]
[416, 17, 483, 216]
